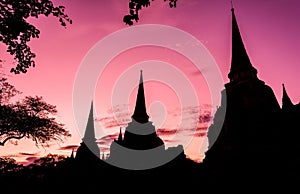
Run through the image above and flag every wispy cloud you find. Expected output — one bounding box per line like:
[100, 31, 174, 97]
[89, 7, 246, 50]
[97, 133, 118, 148]
[106, 104, 129, 114]
[185, 126, 208, 137]
[97, 133, 118, 142]
[199, 112, 213, 123]
[93, 104, 213, 158]
[97, 133, 119, 154]
[1, 154, 18, 158]
[59, 145, 79, 151]
[177, 105, 212, 132]
[164, 139, 180, 143]
[190, 66, 212, 76]
[3, 152, 39, 158]
[96, 104, 131, 128]
[193, 132, 207, 137]
[19, 152, 39, 156]
[157, 128, 178, 136]
[26, 156, 39, 164]
[96, 116, 122, 128]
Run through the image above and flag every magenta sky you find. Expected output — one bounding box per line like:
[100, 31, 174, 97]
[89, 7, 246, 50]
[1, 0, 300, 164]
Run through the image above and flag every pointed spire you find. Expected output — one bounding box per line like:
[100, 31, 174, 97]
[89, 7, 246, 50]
[117, 127, 123, 142]
[83, 101, 96, 142]
[75, 101, 100, 159]
[282, 84, 294, 110]
[70, 149, 75, 159]
[228, 7, 257, 82]
[132, 70, 149, 123]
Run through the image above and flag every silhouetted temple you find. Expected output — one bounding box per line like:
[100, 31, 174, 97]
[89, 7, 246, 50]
[204, 8, 281, 180]
[115, 70, 165, 150]
[204, 7, 300, 185]
[72, 70, 186, 171]
[75, 101, 100, 163]
[108, 70, 184, 169]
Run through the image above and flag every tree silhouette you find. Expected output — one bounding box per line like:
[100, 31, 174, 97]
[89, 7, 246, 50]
[0, 0, 72, 74]
[123, 0, 178, 25]
[0, 157, 23, 174]
[0, 154, 71, 194]
[0, 77, 20, 104]
[30, 153, 66, 169]
[0, 78, 70, 146]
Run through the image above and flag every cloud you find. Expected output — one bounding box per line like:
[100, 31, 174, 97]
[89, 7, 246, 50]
[93, 104, 213, 158]
[19, 152, 39, 156]
[164, 139, 180, 143]
[106, 104, 129, 114]
[177, 106, 213, 132]
[185, 127, 208, 137]
[96, 133, 120, 155]
[193, 132, 207, 137]
[59, 145, 79, 151]
[96, 104, 131, 128]
[1, 154, 18, 158]
[190, 67, 208, 76]
[26, 156, 39, 163]
[199, 112, 213, 123]
[157, 128, 178, 136]
[96, 116, 122, 128]
[182, 106, 199, 116]
[3, 152, 40, 158]
[98, 133, 118, 141]
[97, 133, 118, 146]
[181, 105, 213, 122]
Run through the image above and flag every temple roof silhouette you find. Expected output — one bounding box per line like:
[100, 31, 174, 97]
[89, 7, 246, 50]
[131, 70, 150, 124]
[83, 101, 96, 142]
[107, 70, 181, 170]
[228, 7, 258, 82]
[75, 101, 100, 160]
[206, 3, 282, 154]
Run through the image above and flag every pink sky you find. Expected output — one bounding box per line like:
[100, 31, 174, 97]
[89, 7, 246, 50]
[1, 0, 300, 164]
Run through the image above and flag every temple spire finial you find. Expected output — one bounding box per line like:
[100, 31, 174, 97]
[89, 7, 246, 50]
[117, 127, 123, 142]
[228, 6, 258, 82]
[75, 100, 100, 159]
[83, 101, 96, 142]
[70, 149, 75, 159]
[132, 70, 149, 123]
[231, 0, 234, 10]
[139, 69, 143, 84]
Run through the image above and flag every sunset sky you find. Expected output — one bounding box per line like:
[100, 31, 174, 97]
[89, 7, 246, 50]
[1, 0, 300, 165]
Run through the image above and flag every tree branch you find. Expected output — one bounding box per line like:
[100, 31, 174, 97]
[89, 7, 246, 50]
[0, 134, 25, 146]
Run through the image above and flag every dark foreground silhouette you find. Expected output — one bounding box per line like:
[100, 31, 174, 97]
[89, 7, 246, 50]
[0, 145, 299, 194]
